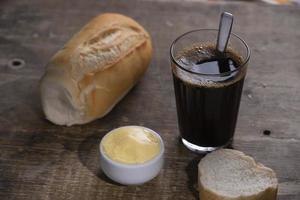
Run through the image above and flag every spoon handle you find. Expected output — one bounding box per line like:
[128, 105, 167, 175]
[217, 12, 234, 53]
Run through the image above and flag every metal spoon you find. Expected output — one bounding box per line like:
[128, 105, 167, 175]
[216, 12, 234, 53]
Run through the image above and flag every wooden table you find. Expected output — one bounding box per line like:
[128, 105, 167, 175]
[0, 0, 299, 199]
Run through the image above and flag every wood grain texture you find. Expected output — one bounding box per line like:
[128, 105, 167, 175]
[0, 0, 299, 199]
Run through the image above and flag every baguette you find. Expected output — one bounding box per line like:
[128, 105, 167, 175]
[40, 13, 152, 126]
[198, 149, 278, 200]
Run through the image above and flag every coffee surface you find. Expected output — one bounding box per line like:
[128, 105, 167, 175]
[173, 43, 245, 88]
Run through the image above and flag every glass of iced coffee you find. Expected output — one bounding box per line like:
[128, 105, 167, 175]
[170, 29, 250, 153]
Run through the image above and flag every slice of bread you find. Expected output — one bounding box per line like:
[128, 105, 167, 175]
[198, 149, 278, 200]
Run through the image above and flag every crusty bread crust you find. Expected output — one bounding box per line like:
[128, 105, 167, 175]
[199, 182, 278, 200]
[40, 13, 152, 125]
[198, 149, 278, 200]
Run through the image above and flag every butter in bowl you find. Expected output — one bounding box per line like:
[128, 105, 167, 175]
[99, 126, 164, 185]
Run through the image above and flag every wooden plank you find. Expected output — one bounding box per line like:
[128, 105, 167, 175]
[0, 0, 299, 199]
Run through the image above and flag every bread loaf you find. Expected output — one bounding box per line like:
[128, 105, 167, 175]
[198, 149, 278, 200]
[40, 13, 152, 126]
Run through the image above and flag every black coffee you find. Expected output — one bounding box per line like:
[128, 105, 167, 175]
[172, 44, 246, 147]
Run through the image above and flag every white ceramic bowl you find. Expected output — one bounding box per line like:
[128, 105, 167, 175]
[99, 126, 164, 185]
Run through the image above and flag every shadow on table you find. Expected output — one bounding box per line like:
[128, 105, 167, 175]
[185, 155, 203, 200]
[77, 132, 123, 186]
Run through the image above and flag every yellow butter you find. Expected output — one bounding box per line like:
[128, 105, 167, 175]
[102, 126, 161, 164]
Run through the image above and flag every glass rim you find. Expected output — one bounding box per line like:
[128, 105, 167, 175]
[170, 29, 251, 77]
